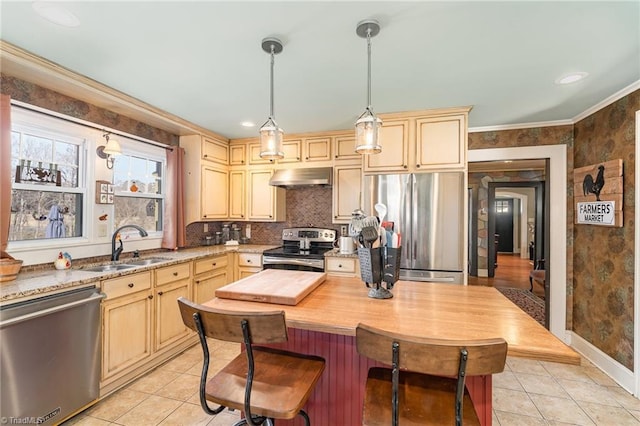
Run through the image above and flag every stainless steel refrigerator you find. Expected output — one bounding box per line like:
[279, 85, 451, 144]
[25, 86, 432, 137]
[363, 172, 465, 283]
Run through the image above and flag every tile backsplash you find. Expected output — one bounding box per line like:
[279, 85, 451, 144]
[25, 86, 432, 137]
[185, 186, 337, 246]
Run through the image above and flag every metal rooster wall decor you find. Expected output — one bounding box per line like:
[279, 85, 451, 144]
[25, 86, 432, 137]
[573, 159, 623, 227]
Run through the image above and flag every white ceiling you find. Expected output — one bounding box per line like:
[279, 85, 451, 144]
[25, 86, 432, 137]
[1, 1, 638, 140]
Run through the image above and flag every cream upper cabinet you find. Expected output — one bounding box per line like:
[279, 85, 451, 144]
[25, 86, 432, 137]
[304, 137, 332, 162]
[228, 169, 246, 220]
[248, 143, 276, 165]
[415, 114, 466, 169]
[363, 119, 410, 173]
[363, 108, 470, 173]
[333, 135, 360, 163]
[180, 133, 230, 224]
[229, 144, 246, 166]
[202, 136, 229, 165]
[247, 169, 286, 221]
[278, 139, 302, 163]
[201, 165, 228, 220]
[333, 165, 362, 222]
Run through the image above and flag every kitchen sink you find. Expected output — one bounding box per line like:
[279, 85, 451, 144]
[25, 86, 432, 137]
[83, 264, 137, 272]
[125, 257, 170, 266]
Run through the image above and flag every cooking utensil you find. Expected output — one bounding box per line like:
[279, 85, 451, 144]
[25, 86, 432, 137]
[349, 209, 367, 236]
[374, 203, 387, 222]
[374, 204, 387, 247]
[361, 226, 379, 248]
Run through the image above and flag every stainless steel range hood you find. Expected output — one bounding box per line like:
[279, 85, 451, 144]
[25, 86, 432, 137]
[269, 167, 333, 188]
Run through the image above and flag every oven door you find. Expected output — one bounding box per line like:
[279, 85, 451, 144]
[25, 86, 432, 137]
[262, 256, 324, 273]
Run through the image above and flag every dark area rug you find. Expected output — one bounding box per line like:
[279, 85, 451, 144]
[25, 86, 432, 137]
[496, 287, 545, 327]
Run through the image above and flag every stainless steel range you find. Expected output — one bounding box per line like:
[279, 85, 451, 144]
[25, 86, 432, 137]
[262, 227, 336, 272]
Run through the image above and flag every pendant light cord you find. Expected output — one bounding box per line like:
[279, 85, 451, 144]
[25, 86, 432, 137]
[269, 44, 275, 119]
[367, 28, 372, 109]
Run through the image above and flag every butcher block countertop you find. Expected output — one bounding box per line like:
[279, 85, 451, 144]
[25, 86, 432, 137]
[204, 275, 580, 366]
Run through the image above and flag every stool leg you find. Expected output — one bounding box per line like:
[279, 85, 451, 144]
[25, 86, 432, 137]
[298, 410, 310, 426]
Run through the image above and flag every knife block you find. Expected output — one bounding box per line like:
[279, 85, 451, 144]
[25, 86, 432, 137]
[357, 246, 402, 299]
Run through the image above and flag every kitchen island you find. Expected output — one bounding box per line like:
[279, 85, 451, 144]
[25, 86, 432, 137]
[204, 274, 579, 426]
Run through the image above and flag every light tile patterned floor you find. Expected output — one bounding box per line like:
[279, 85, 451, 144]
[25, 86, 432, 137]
[64, 340, 640, 426]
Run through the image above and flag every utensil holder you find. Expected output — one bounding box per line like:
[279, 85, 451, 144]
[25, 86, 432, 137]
[357, 246, 402, 299]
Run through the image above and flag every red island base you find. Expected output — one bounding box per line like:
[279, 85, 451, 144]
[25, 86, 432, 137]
[264, 328, 492, 426]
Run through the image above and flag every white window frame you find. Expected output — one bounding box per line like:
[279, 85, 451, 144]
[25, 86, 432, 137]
[7, 103, 168, 265]
[113, 138, 166, 239]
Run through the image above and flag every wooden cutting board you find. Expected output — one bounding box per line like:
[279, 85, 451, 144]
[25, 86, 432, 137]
[215, 269, 327, 305]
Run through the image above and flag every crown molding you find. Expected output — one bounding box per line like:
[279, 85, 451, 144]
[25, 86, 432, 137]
[469, 120, 573, 133]
[572, 80, 640, 123]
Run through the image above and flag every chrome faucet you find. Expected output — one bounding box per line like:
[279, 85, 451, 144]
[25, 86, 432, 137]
[111, 224, 148, 261]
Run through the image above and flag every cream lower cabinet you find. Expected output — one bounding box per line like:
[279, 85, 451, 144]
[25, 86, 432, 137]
[235, 252, 263, 280]
[154, 263, 192, 352]
[193, 254, 231, 303]
[100, 262, 196, 397]
[326, 257, 359, 277]
[101, 271, 153, 384]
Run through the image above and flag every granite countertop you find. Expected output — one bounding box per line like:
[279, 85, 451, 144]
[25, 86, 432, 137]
[0, 245, 278, 304]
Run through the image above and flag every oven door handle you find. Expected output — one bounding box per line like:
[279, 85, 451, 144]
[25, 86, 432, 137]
[263, 257, 323, 268]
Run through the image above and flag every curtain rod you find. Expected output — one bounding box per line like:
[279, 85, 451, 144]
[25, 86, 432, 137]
[11, 100, 175, 151]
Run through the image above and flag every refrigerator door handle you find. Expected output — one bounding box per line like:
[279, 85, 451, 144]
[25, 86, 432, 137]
[413, 241, 417, 261]
[411, 174, 418, 266]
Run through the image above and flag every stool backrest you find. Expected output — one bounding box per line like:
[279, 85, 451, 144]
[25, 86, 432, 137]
[356, 323, 507, 376]
[178, 297, 288, 344]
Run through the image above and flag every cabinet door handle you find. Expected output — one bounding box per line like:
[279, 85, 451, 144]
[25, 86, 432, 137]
[241, 160, 244, 164]
[247, 259, 252, 264]
[305, 157, 309, 160]
[158, 291, 164, 296]
[173, 272, 178, 276]
[334, 215, 338, 219]
[148, 295, 153, 300]
[403, 165, 408, 169]
[338, 264, 343, 268]
[212, 263, 217, 266]
[203, 154, 208, 158]
[128, 283, 134, 288]
[195, 280, 201, 284]
[416, 164, 421, 168]
[335, 155, 338, 159]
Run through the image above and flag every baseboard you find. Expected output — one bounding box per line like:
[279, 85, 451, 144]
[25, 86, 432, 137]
[568, 331, 635, 394]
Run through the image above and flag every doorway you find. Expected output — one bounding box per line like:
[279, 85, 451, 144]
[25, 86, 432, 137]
[469, 145, 567, 341]
[495, 198, 514, 253]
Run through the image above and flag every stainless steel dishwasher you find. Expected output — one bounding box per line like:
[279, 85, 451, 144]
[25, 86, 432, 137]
[0, 285, 104, 425]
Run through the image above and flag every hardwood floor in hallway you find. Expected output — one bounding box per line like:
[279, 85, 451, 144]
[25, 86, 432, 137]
[469, 253, 545, 299]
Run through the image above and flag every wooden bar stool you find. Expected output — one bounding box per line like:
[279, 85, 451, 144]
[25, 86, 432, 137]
[178, 297, 325, 426]
[356, 323, 507, 426]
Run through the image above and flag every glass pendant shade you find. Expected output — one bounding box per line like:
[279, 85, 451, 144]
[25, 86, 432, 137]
[355, 107, 382, 154]
[259, 116, 284, 159]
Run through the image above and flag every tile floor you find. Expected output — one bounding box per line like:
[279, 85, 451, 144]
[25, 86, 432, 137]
[64, 340, 640, 426]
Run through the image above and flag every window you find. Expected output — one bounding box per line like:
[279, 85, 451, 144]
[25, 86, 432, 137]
[113, 141, 165, 235]
[8, 105, 167, 260]
[9, 122, 85, 241]
[495, 200, 510, 213]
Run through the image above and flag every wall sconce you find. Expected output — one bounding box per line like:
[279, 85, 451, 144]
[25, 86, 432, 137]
[96, 132, 122, 169]
[355, 19, 382, 155]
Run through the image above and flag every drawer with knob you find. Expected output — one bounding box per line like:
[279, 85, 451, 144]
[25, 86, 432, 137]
[155, 262, 191, 286]
[194, 255, 228, 275]
[326, 257, 357, 275]
[101, 271, 152, 300]
[238, 253, 262, 267]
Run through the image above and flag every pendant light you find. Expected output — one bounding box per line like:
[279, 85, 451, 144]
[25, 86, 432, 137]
[355, 20, 382, 154]
[259, 37, 284, 159]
